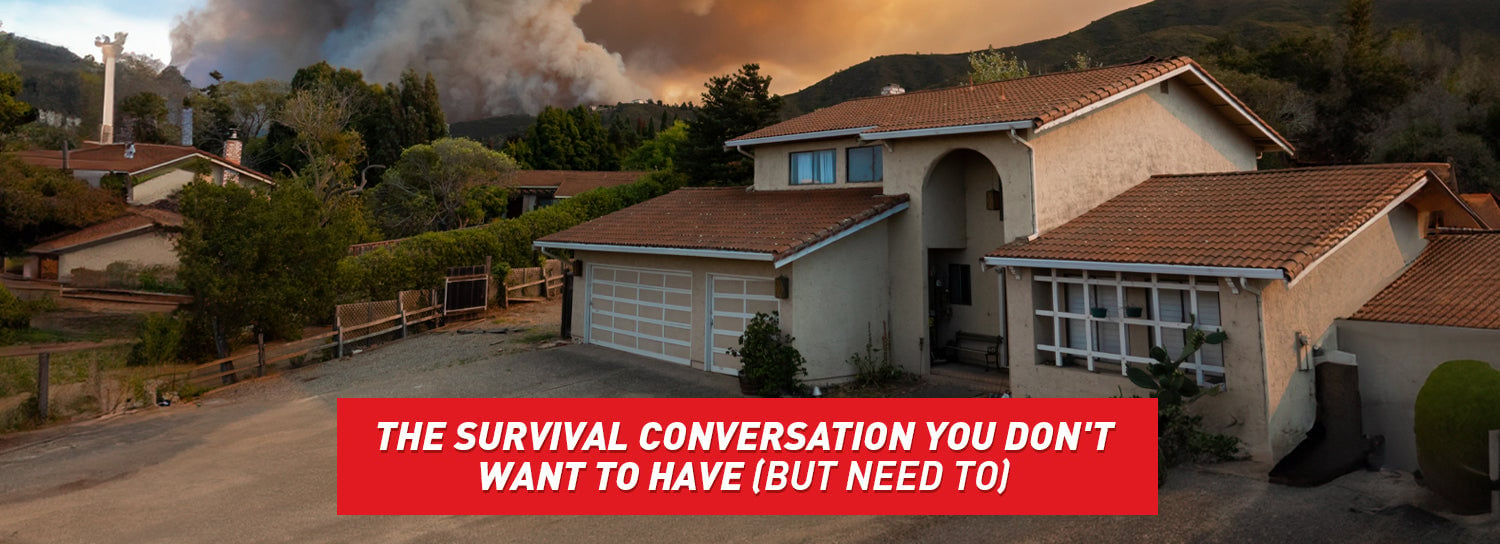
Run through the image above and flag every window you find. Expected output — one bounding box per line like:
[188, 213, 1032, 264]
[847, 146, 883, 182]
[789, 149, 836, 185]
[1032, 270, 1227, 386]
[948, 264, 972, 306]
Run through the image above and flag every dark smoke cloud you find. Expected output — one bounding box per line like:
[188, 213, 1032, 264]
[171, 0, 1147, 121]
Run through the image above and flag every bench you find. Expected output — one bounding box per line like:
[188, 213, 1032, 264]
[945, 331, 1004, 371]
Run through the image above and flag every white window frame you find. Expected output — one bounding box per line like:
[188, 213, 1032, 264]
[1034, 269, 1226, 387]
[789, 149, 836, 185]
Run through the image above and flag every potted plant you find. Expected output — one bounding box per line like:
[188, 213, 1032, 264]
[1090, 307, 1109, 318]
[1125, 306, 1145, 318]
[729, 312, 808, 397]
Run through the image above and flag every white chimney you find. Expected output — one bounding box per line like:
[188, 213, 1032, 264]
[181, 107, 194, 147]
[94, 32, 127, 145]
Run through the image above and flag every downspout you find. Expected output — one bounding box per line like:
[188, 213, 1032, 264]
[1007, 128, 1039, 240]
[734, 145, 754, 160]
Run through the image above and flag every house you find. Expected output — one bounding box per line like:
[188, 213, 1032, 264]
[1458, 192, 1500, 226]
[500, 170, 648, 216]
[536, 57, 1291, 382]
[1331, 231, 1500, 470]
[22, 207, 183, 282]
[13, 137, 273, 205]
[984, 164, 1487, 461]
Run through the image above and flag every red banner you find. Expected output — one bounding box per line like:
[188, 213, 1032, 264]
[337, 398, 1157, 515]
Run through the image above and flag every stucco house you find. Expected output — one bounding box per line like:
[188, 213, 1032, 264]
[22, 207, 183, 282]
[501, 170, 648, 216]
[536, 56, 1291, 381]
[14, 138, 273, 206]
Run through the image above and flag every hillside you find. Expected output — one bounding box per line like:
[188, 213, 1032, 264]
[781, 0, 1500, 115]
[451, 102, 695, 147]
[8, 33, 195, 133]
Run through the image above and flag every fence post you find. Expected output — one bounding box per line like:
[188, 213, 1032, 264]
[561, 274, 573, 338]
[397, 294, 409, 339]
[336, 313, 344, 358]
[36, 352, 49, 422]
[1490, 429, 1498, 517]
[257, 333, 266, 377]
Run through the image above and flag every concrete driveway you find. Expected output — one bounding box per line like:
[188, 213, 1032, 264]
[0, 332, 1495, 543]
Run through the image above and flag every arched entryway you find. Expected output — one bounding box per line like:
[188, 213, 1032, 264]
[922, 149, 1007, 367]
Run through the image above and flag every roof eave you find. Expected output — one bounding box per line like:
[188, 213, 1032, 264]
[980, 256, 1288, 281]
[725, 126, 877, 148]
[859, 121, 1035, 142]
[773, 201, 909, 268]
[531, 240, 774, 263]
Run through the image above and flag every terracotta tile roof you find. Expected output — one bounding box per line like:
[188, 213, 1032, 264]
[1350, 233, 1500, 329]
[987, 164, 1449, 280]
[730, 57, 1288, 152]
[498, 170, 648, 197]
[28, 208, 182, 254]
[14, 142, 272, 182]
[536, 187, 908, 261]
[1460, 193, 1500, 228]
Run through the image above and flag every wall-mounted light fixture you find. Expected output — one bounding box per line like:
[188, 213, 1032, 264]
[986, 189, 1002, 211]
[774, 275, 791, 299]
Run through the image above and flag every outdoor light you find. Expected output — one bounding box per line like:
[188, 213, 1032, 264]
[571, 260, 584, 276]
[986, 189, 1002, 212]
[774, 276, 791, 299]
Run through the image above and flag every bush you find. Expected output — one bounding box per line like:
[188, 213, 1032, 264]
[730, 312, 807, 397]
[1127, 321, 1241, 469]
[848, 323, 903, 387]
[1414, 359, 1500, 515]
[127, 312, 185, 366]
[0, 284, 29, 330]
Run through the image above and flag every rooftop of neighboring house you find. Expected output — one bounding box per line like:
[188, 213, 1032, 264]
[536, 187, 909, 265]
[28, 207, 184, 255]
[502, 170, 649, 197]
[727, 56, 1291, 154]
[13, 142, 272, 183]
[1350, 232, 1500, 330]
[986, 164, 1484, 280]
[1459, 193, 1500, 227]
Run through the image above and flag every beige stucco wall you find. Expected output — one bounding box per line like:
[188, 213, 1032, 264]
[1257, 211, 1426, 460]
[57, 230, 179, 280]
[751, 138, 886, 192]
[788, 222, 891, 382]
[1331, 320, 1500, 471]
[1030, 82, 1259, 232]
[131, 169, 197, 205]
[1002, 268, 1272, 458]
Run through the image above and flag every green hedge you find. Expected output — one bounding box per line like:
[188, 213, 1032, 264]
[1414, 359, 1500, 515]
[337, 171, 685, 301]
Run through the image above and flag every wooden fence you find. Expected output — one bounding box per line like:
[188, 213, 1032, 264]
[181, 289, 441, 388]
[502, 259, 564, 306]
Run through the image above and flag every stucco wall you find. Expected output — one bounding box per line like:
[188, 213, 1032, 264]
[788, 222, 891, 382]
[1002, 267, 1272, 458]
[1257, 212, 1425, 460]
[1030, 82, 1258, 232]
[131, 169, 197, 205]
[1332, 320, 1500, 471]
[58, 230, 179, 280]
[751, 138, 887, 192]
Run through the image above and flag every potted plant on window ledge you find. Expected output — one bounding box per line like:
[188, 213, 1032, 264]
[729, 312, 808, 397]
[1125, 306, 1145, 318]
[1090, 307, 1109, 318]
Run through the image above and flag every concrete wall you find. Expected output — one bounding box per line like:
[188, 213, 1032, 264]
[57, 230, 179, 281]
[1002, 268, 1272, 458]
[1257, 212, 1425, 460]
[788, 222, 891, 382]
[1030, 82, 1258, 232]
[131, 169, 196, 205]
[1333, 320, 1500, 470]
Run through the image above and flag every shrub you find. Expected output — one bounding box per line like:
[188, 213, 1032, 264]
[848, 323, 903, 387]
[0, 284, 29, 330]
[127, 313, 185, 366]
[1128, 321, 1241, 467]
[730, 312, 807, 396]
[1414, 359, 1500, 515]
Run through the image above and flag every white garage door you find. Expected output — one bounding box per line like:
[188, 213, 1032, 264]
[587, 265, 694, 365]
[706, 275, 781, 375]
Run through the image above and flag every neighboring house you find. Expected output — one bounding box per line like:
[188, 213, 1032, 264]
[22, 207, 184, 282]
[1458, 192, 1500, 226]
[984, 164, 1486, 461]
[13, 138, 273, 205]
[501, 170, 648, 216]
[536, 57, 1291, 383]
[1332, 232, 1500, 470]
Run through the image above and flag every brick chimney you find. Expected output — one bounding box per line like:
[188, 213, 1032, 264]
[222, 129, 242, 185]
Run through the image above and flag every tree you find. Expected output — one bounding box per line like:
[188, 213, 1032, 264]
[0, 25, 33, 137]
[1302, 0, 1411, 163]
[217, 78, 288, 139]
[368, 137, 519, 237]
[623, 120, 687, 171]
[119, 91, 174, 144]
[0, 155, 123, 254]
[968, 49, 1030, 84]
[277, 83, 367, 210]
[677, 64, 783, 186]
[1066, 52, 1099, 72]
[390, 70, 448, 149]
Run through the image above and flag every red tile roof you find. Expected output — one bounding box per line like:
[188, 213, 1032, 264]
[536, 187, 908, 262]
[28, 208, 183, 254]
[500, 170, 648, 197]
[1460, 193, 1500, 228]
[14, 142, 272, 182]
[1350, 233, 1500, 329]
[730, 57, 1289, 153]
[987, 164, 1453, 280]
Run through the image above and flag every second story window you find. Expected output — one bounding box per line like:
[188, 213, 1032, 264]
[847, 146, 883, 182]
[790, 149, 836, 185]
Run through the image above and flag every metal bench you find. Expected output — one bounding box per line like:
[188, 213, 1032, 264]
[945, 331, 1004, 371]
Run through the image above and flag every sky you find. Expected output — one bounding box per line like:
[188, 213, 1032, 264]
[3, 0, 1153, 119]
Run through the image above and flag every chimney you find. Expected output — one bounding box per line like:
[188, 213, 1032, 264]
[94, 32, 127, 145]
[180, 107, 194, 147]
[222, 129, 242, 185]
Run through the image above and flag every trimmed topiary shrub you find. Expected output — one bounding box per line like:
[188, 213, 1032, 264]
[1413, 359, 1500, 515]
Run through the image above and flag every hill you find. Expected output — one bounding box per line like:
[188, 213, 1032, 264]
[450, 102, 695, 147]
[7, 33, 195, 136]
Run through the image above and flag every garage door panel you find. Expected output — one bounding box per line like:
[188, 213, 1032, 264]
[708, 276, 780, 376]
[588, 266, 693, 366]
